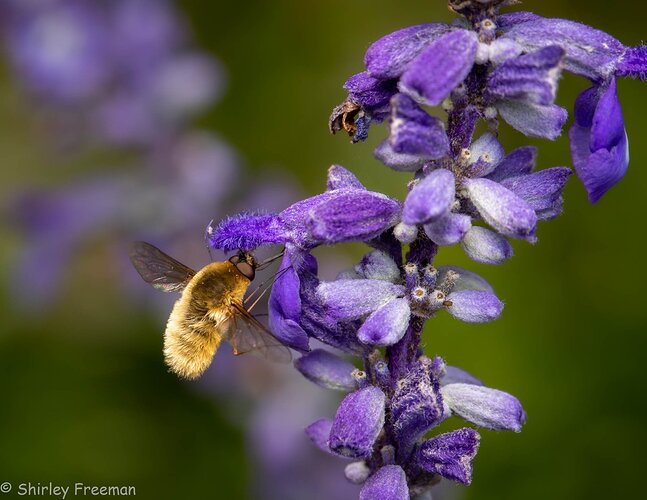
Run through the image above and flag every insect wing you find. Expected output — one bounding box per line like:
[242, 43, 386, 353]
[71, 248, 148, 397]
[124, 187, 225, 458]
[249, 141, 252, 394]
[129, 241, 196, 292]
[227, 302, 292, 363]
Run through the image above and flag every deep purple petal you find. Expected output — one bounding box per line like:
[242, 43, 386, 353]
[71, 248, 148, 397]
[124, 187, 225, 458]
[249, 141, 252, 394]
[208, 212, 287, 252]
[487, 46, 564, 105]
[306, 190, 401, 245]
[357, 298, 411, 346]
[365, 23, 451, 80]
[445, 290, 503, 323]
[414, 428, 480, 485]
[295, 349, 357, 391]
[501, 167, 572, 211]
[329, 386, 386, 458]
[318, 279, 405, 321]
[616, 45, 647, 80]
[497, 101, 568, 140]
[441, 383, 526, 432]
[423, 212, 472, 246]
[464, 178, 537, 240]
[345, 72, 398, 115]
[591, 79, 624, 152]
[360, 465, 410, 500]
[389, 94, 450, 159]
[461, 226, 513, 265]
[399, 29, 479, 106]
[403, 169, 455, 225]
[327, 165, 366, 191]
[486, 146, 537, 182]
[390, 357, 447, 454]
[503, 17, 625, 81]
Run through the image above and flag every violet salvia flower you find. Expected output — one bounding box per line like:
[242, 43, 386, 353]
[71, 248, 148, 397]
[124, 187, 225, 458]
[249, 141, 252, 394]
[209, 1, 638, 497]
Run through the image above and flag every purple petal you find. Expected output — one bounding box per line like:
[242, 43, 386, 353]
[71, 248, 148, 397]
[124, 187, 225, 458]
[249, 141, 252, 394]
[414, 428, 480, 485]
[390, 357, 447, 453]
[318, 279, 405, 320]
[569, 80, 628, 204]
[365, 23, 451, 80]
[487, 46, 564, 106]
[445, 290, 503, 323]
[441, 383, 526, 432]
[399, 29, 479, 106]
[467, 133, 506, 177]
[329, 386, 386, 458]
[441, 366, 484, 386]
[503, 17, 625, 80]
[358, 298, 411, 346]
[305, 418, 335, 455]
[461, 226, 513, 265]
[208, 212, 287, 252]
[497, 101, 568, 140]
[501, 167, 572, 211]
[497, 12, 542, 29]
[389, 94, 450, 159]
[295, 349, 357, 391]
[307, 190, 401, 245]
[345, 72, 398, 115]
[327, 165, 366, 191]
[403, 169, 456, 225]
[374, 140, 428, 172]
[424, 213, 472, 246]
[268, 252, 311, 352]
[360, 465, 410, 500]
[616, 45, 647, 80]
[355, 251, 401, 282]
[464, 177, 537, 240]
[487, 146, 537, 182]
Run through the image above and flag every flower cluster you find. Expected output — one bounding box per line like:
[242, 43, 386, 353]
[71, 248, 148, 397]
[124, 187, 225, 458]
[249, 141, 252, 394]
[208, 0, 643, 497]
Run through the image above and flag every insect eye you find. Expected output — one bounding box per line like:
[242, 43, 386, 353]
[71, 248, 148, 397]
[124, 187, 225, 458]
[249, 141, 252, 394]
[235, 261, 255, 280]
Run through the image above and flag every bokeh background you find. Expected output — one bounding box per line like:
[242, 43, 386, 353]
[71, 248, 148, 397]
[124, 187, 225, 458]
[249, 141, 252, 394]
[1, 1, 646, 499]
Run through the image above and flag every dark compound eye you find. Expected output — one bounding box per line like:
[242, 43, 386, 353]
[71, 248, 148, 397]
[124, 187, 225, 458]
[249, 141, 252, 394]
[235, 261, 255, 280]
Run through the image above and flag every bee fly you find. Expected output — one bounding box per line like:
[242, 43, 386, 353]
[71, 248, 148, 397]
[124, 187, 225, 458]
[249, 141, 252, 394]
[129, 241, 291, 380]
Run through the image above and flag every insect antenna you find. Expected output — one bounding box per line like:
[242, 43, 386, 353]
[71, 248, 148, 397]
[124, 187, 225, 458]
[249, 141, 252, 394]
[255, 250, 285, 271]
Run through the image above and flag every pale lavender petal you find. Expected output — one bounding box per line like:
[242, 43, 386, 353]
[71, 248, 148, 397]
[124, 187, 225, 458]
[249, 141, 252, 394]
[374, 140, 429, 172]
[400, 29, 479, 106]
[327, 165, 366, 191]
[365, 23, 451, 80]
[329, 386, 386, 458]
[305, 418, 335, 455]
[467, 132, 505, 177]
[357, 298, 411, 346]
[445, 290, 503, 323]
[414, 428, 480, 485]
[360, 465, 410, 500]
[318, 279, 405, 320]
[437, 266, 494, 293]
[345, 461, 371, 485]
[461, 226, 513, 265]
[424, 213, 472, 246]
[355, 251, 401, 282]
[441, 366, 484, 386]
[464, 177, 537, 240]
[295, 350, 357, 391]
[497, 100, 568, 140]
[441, 383, 526, 432]
[403, 169, 456, 225]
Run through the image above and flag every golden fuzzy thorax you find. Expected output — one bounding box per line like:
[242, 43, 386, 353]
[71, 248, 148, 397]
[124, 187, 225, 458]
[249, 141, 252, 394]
[163, 261, 250, 379]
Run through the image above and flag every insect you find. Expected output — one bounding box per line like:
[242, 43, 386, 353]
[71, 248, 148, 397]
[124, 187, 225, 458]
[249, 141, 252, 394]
[129, 241, 291, 380]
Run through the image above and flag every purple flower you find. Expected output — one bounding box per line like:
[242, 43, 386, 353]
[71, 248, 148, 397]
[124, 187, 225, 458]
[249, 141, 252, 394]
[295, 350, 357, 391]
[360, 465, 410, 500]
[414, 428, 480, 485]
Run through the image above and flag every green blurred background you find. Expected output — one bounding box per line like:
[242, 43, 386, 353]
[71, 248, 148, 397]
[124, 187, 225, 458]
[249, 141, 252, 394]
[1, 0, 647, 499]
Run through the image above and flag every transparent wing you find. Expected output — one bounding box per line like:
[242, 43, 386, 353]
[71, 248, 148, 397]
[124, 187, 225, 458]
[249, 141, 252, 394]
[226, 301, 292, 364]
[129, 241, 196, 292]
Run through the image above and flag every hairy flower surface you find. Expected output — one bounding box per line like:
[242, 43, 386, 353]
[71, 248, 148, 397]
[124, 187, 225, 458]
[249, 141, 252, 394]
[210, 0, 639, 497]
